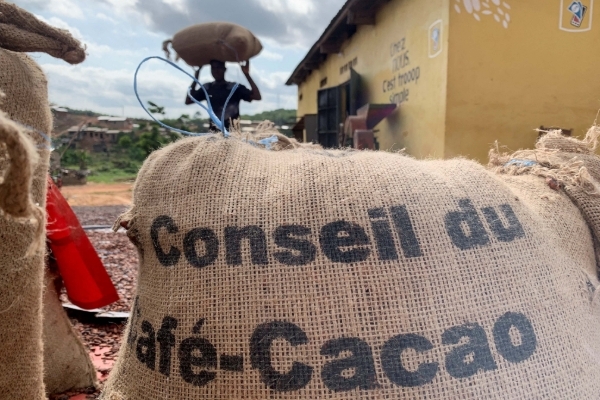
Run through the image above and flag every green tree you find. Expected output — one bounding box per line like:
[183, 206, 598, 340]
[136, 126, 164, 156]
[176, 114, 190, 131]
[147, 101, 165, 116]
[131, 103, 183, 158]
[240, 109, 296, 126]
[128, 146, 147, 162]
[74, 150, 91, 170]
[118, 135, 133, 149]
[60, 148, 73, 164]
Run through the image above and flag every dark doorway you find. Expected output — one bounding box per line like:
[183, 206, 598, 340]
[317, 86, 340, 148]
[317, 69, 367, 148]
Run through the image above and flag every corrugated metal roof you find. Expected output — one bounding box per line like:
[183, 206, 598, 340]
[98, 116, 127, 122]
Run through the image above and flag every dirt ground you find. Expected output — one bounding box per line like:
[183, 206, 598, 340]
[60, 183, 133, 206]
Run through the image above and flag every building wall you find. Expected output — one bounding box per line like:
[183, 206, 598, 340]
[74, 129, 120, 152]
[297, 0, 450, 157]
[446, 0, 600, 162]
[297, 74, 319, 124]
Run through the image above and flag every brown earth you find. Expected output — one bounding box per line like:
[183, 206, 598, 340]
[60, 183, 133, 206]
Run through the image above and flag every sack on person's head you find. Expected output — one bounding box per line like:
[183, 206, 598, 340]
[163, 22, 262, 67]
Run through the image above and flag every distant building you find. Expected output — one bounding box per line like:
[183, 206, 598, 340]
[96, 116, 133, 131]
[68, 117, 133, 152]
[51, 106, 69, 121]
[287, 0, 600, 162]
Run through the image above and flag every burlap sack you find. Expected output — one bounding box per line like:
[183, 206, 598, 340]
[490, 126, 600, 270]
[163, 22, 262, 66]
[0, 1, 85, 64]
[0, 55, 52, 399]
[0, 4, 87, 398]
[42, 265, 98, 394]
[231, 120, 305, 151]
[103, 128, 600, 399]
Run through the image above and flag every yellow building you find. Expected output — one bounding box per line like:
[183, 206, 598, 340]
[287, 0, 599, 162]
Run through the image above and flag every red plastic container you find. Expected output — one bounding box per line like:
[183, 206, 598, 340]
[46, 176, 119, 309]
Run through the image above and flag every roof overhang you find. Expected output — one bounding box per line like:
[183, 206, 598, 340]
[286, 0, 389, 86]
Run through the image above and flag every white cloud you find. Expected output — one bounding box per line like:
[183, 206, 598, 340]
[252, 70, 293, 90]
[256, 0, 315, 15]
[16, 0, 317, 120]
[258, 36, 308, 52]
[97, 0, 139, 15]
[34, 15, 83, 40]
[85, 42, 148, 58]
[161, 0, 188, 13]
[13, 0, 84, 19]
[287, 0, 315, 14]
[88, 0, 344, 48]
[96, 12, 117, 24]
[46, 0, 84, 19]
[40, 59, 297, 119]
[260, 49, 284, 61]
[41, 62, 189, 115]
[33, 15, 145, 59]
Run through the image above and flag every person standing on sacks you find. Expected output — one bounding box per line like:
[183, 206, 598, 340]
[185, 59, 261, 131]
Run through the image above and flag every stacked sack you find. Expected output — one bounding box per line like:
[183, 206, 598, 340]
[490, 126, 600, 264]
[103, 123, 600, 399]
[0, 1, 93, 398]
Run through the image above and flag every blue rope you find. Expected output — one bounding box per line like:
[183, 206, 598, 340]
[257, 135, 279, 150]
[133, 56, 279, 149]
[12, 120, 53, 150]
[505, 159, 538, 168]
[133, 56, 239, 137]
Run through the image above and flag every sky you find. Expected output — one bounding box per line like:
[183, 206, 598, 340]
[11, 0, 346, 119]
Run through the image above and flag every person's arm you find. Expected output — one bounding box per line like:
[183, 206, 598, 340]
[241, 60, 261, 101]
[185, 67, 204, 105]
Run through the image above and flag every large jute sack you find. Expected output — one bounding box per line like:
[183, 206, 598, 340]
[43, 262, 98, 395]
[0, 3, 87, 397]
[163, 22, 262, 66]
[0, 1, 85, 64]
[0, 109, 46, 399]
[490, 126, 600, 270]
[103, 130, 600, 399]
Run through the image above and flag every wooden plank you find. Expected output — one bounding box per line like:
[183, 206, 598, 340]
[319, 39, 344, 54]
[304, 61, 321, 70]
[347, 9, 376, 25]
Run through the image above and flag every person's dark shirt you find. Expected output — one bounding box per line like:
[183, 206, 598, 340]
[190, 81, 252, 130]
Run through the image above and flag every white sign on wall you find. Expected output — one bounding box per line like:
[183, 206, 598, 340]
[429, 20, 443, 58]
[559, 0, 594, 32]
